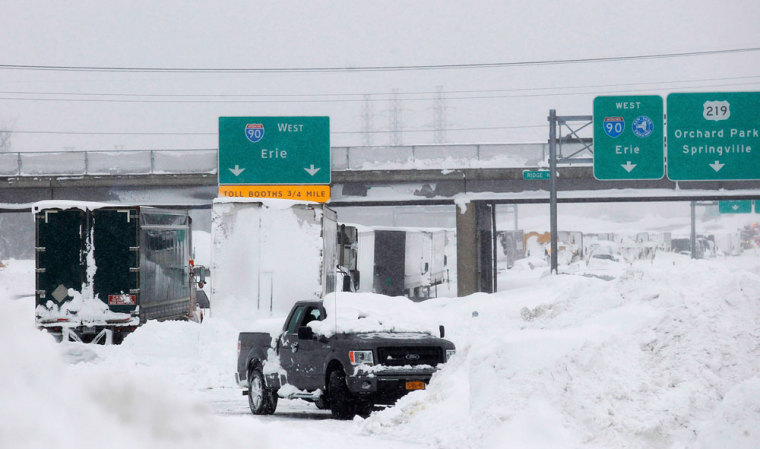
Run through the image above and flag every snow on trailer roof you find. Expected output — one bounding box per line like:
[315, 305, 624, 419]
[212, 197, 323, 210]
[31, 200, 189, 215]
[32, 200, 128, 212]
[344, 222, 454, 234]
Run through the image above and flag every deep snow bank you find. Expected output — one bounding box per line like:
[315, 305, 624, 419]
[0, 260, 267, 449]
[359, 253, 760, 449]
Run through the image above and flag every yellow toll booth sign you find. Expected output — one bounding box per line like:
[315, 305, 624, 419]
[218, 185, 330, 203]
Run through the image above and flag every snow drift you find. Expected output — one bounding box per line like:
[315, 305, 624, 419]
[359, 252, 760, 449]
[3, 249, 760, 449]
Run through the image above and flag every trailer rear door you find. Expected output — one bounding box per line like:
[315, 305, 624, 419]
[36, 209, 86, 307]
[92, 208, 139, 315]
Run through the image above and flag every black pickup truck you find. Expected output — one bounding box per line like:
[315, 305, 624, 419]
[236, 300, 455, 419]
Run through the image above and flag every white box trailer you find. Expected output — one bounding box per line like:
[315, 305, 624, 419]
[355, 226, 450, 299]
[210, 199, 337, 328]
[429, 230, 448, 287]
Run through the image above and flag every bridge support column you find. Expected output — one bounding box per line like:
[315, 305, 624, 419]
[456, 201, 494, 297]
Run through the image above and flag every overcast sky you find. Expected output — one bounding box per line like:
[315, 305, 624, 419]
[1, 0, 758, 152]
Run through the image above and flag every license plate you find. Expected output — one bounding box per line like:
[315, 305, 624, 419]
[405, 381, 426, 390]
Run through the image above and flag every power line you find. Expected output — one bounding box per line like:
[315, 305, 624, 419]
[1, 80, 759, 105]
[1, 47, 758, 73]
[0, 124, 548, 137]
[3, 74, 758, 98]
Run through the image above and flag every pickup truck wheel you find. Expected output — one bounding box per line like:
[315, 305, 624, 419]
[356, 401, 373, 418]
[328, 370, 356, 420]
[248, 368, 276, 415]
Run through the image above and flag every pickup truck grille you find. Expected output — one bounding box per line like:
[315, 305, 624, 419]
[377, 346, 443, 367]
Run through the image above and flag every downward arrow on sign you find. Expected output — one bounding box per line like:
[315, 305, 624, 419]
[709, 161, 725, 172]
[621, 161, 637, 173]
[304, 164, 321, 176]
[229, 165, 245, 176]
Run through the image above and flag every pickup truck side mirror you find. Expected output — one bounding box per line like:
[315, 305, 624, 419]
[298, 326, 314, 340]
[439, 325, 445, 339]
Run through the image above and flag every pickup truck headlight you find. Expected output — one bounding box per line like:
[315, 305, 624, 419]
[446, 349, 456, 362]
[349, 350, 374, 365]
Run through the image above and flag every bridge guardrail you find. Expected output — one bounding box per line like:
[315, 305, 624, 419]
[0, 143, 573, 177]
[0, 149, 219, 177]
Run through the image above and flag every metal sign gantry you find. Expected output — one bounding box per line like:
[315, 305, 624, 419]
[547, 110, 593, 273]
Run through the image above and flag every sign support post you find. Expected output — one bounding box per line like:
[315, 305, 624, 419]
[548, 109, 558, 274]
[690, 201, 697, 260]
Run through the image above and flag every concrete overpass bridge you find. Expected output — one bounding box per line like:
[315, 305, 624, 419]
[2, 144, 760, 206]
[2, 144, 759, 297]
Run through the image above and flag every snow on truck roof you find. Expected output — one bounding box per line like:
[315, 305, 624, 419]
[308, 292, 441, 338]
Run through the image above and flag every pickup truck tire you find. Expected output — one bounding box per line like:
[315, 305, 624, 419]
[248, 367, 277, 415]
[355, 401, 373, 418]
[328, 369, 356, 420]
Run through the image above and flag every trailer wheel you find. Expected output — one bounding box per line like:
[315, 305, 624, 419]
[263, 389, 278, 415]
[328, 369, 356, 420]
[248, 367, 277, 415]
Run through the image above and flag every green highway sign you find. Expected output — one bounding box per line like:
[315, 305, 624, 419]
[593, 95, 664, 180]
[218, 116, 330, 185]
[523, 170, 551, 180]
[667, 92, 760, 180]
[719, 200, 752, 214]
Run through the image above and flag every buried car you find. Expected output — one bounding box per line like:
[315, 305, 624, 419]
[236, 299, 455, 419]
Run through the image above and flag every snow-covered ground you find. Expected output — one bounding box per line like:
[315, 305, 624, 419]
[2, 247, 760, 448]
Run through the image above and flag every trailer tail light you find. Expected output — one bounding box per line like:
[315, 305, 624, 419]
[108, 294, 136, 306]
[237, 340, 241, 358]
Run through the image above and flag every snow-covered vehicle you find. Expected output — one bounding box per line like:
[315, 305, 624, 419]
[34, 202, 205, 344]
[210, 199, 338, 327]
[236, 299, 455, 419]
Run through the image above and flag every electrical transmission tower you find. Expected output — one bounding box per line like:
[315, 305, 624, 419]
[433, 85, 447, 144]
[389, 88, 402, 146]
[361, 94, 374, 146]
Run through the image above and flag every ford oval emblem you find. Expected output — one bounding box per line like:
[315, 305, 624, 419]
[405, 353, 420, 361]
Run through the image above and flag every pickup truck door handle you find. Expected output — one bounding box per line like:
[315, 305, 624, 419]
[291, 342, 299, 353]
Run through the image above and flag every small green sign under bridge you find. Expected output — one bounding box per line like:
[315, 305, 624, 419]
[523, 170, 551, 180]
[718, 200, 752, 214]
